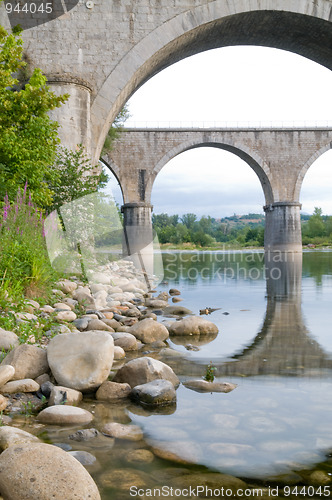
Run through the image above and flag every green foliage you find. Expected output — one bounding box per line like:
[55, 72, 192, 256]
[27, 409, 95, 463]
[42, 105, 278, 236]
[0, 25, 68, 206]
[0, 187, 57, 300]
[152, 211, 265, 248]
[204, 362, 217, 382]
[102, 105, 130, 153]
[45, 144, 109, 213]
[301, 207, 332, 246]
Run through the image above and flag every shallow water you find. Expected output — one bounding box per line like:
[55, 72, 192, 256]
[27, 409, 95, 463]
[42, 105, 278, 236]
[17, 250, 332, 498]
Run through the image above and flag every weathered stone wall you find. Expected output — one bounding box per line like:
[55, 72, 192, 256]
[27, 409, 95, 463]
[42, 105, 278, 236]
[1, 0, 331, 159]
[105, 128, 332, 205]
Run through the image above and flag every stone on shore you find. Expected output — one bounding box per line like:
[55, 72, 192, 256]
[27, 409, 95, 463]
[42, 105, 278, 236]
[0, 426, 40, 451]
[113, 346, 125, 360]
[0, 442, 100, 499]
[96, 381, 131, 401]
[183, 380, 238, 393]
[0, 379, 40, 394]
[130, 379, 176, 406]
[0, 328, 19, 351]
[1, 344, 49, 381]
[0, 395, 8, 411]
[0, 365, 15, 387]
[48, 386, 83, 406]
[111, 332, 138, 351]
[47, 331, 114, 391]
[37, 405, 94, 425]
[113, 356, 179, 388]
[57, 280, 78, 295]
[129, 318, 169, 343]
[86, 319, 114, 332]
[167, 316, 218, 335]
[55, 310, 77, 322]
[145, 299, 169, 309]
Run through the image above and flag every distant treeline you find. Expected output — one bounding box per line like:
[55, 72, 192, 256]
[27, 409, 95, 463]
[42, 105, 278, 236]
[152, 208, 332, 247]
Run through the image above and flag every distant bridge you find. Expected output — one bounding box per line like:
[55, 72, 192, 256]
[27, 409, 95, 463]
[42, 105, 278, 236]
[104, 126, 332, 252]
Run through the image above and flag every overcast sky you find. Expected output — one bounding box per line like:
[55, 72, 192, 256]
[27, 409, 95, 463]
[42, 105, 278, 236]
[106, 46, 332, 217]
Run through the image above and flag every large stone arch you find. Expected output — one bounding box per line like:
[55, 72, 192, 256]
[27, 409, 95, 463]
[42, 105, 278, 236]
[294, 141, 332, 202]
[144, 139, 274, 206]
[91, 0, 332, 161]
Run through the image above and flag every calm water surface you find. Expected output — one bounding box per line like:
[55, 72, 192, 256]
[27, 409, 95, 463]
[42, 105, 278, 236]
[30, 250, 332, 498]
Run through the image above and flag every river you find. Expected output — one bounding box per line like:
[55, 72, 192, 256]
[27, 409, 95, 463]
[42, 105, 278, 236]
[36, 250, 332, 497]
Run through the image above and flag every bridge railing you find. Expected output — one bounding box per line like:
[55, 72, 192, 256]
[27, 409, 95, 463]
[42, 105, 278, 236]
[124, 120, 332, 129]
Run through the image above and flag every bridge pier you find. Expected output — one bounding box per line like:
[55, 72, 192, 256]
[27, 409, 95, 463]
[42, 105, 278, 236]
[121, 203, 154, 282]
[48, 79, 92, 156]
[264, 202, 302, 253]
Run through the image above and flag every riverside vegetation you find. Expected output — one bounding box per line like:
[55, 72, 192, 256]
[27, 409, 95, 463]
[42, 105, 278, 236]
[153, 208, 332, 249]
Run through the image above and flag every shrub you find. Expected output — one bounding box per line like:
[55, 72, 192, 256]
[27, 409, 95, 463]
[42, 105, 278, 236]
[0, 185, 56, 300]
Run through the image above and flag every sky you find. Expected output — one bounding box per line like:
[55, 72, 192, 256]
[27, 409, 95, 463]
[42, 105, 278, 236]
[105, 46, 332, 218]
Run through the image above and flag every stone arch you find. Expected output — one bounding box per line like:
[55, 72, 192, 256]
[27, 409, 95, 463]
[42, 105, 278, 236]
[99, 156, 124, 204]
[91, 0, 332, 161]
[144, 139, 274, 205]
[294, 141, 332, 201]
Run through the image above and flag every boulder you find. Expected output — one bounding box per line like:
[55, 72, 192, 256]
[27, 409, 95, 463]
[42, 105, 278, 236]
[0, 328, 19, 351]
[0, 379, 39, 394]
[0, 426, 40, 451]
[167, 316, 218, 335]
[163, 305, 193, 316]
[48, 386, 83, 406]
[182, 380, 237, 393]
[86, 319, 114, 332]
[0, 395, 8, 411]
[129, 318, 169, 344]
[114, 346, 125, 360]
[37, 405, 93, 425]
[56, 310, 77, 322]
[96, 381, 131, 401]
[145, 299, 168, 309]
[0, 365, 15, 387]
[130, 379, 176, 406]
[57, 280, 78, 294]
[47, 331, 114, 391]
[113, 356, 179, 388]
[169, 288, 181, 296]
[0, 443, 100, 499]
[1, 345, 49, 380]
[102, 422, 143, 441]
[111, 332, 138, 351]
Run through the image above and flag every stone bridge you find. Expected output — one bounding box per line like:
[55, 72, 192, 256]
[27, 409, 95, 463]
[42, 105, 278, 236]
[1, 0, 332, 251]
[104, 127, 332, 251]
[1, 0, 331, 162]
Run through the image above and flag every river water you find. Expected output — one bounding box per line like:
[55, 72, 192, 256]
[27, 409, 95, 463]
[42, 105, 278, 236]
[23, 250, 332, 498]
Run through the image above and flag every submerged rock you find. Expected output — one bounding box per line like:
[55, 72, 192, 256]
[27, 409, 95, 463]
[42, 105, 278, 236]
[102, 422, 143, 441]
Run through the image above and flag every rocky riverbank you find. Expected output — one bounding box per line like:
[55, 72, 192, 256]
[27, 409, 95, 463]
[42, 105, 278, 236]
[0, 259, 246, 499]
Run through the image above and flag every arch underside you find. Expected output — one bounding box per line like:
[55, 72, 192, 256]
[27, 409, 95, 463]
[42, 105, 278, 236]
[147, 141, 274, 206]
[93, 7, 332, 158]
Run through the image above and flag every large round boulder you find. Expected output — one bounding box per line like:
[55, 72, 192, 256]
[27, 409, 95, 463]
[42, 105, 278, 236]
[47, 331, 114, 391]
[0, 442, 101, 499]
[167, 316, 219, 335]
[1, 344, 49, 380]
[113, 356, 179, 388]
[129, 318, 169, 344]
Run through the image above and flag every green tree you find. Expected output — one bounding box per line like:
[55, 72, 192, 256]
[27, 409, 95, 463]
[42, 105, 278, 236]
[45, 145, 109, 213]
[0, 25, 68, 206]
[181, 213, 197, 230]
[102, 105, 130, 153]
[304, 207, 325, 238]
